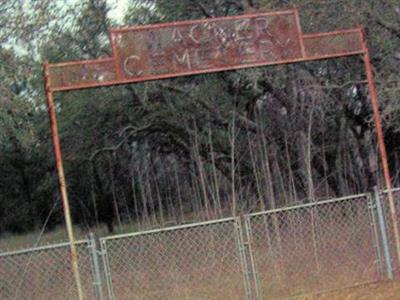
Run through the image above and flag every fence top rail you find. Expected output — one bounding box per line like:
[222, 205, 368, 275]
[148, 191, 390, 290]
[382, 187, 400, 194]
[1, 187, 398, 257]
[245, 192, 371, 218]
[0, 240, 88, 258]
[100, 217, 237, 242]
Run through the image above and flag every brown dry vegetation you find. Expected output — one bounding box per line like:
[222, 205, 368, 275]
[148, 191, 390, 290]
[311, 281, 400, 300]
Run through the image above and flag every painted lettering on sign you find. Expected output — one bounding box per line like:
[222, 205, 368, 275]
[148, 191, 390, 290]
[47, 58, 116, 91]
[111, 11, 303, 80]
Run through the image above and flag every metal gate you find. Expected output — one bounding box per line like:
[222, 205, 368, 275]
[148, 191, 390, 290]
[95, 190, 395, 300]
[99, 218, 248, 300]
[0, 189, 396, 300]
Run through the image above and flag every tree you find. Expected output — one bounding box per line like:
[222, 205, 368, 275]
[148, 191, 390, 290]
[0, 0, 399, 237]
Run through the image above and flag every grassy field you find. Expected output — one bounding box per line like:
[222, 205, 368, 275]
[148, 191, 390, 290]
[0, 215, 189, 251]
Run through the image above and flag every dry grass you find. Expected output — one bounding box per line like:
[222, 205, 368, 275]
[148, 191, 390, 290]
[0, 222, 140, 252]
[309, 281, 400, 300]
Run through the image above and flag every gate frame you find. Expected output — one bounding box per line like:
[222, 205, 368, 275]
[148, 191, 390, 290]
[42, 7, 400, 298]
[98, 217, 248, 300]
[242, 191, 389, 299]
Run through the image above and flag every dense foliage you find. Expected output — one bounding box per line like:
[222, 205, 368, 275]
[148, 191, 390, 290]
[0, 0, 399, 235]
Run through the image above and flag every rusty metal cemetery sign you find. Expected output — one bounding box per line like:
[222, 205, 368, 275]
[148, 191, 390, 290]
[46, 9, 365, 91]
[111, 11, 303, 79]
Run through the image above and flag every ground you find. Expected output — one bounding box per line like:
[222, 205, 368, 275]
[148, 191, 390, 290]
[311, 282, 400, 300]
[1, 229, 400, 300]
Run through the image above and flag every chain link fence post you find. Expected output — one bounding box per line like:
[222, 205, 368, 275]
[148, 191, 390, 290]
[100, 239, 116, 300]
[88, 233, 104, 300]
[244, 216, 262, 300]
[234, 218, 253, 300]
[233, 216, 263, 300]
[374, 186, 394, 280]
[367, 193, 384, 277]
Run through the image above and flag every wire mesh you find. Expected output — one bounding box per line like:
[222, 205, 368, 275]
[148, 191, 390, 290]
[0, 241, 96, 300]
[245, 195, 380, 299]
[100, 219, 246, 300]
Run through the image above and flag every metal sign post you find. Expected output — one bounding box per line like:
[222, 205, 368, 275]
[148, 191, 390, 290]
[43, 62, 85, 300]
[42, 8, 400, 294]
[362, 35, 400, 265]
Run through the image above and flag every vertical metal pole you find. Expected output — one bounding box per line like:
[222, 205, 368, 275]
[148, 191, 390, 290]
[234, 218, 252, 300]
[100, 240, 116, 300]
[374, 187, 394, 280]
[367, 193, 384, 277]
[362, 36, 400, 267]
[245, 217, 262, 300]
[43, 61, 85, 300]
[88, 233, 104, 300]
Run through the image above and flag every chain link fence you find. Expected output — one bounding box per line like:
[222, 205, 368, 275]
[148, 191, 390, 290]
[244, 193, 381, 299]
[100, 218, 246, 300]
[0, 241, 96, 300]
[0, 189, 399, 300]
